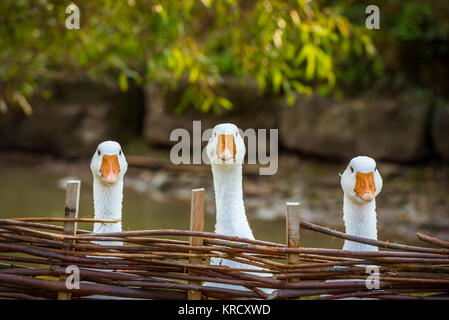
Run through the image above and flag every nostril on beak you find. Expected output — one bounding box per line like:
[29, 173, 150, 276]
[218, 150, 234, 161]
[361, 192, 374, 201]
[105, 174, 118, 184]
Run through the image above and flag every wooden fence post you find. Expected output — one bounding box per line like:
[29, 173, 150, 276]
[188, 188, 205, 300]
[286, 202, 301, 283]
[57, 180, 81, 300]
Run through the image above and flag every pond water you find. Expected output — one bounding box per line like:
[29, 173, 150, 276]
[0, 164, 342, 248]
[3, 150, 443, 250]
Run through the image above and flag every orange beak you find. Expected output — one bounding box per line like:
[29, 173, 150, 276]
[216, 134, 236, 161]
[100, 155, 120, 184]
[354, 172, 376, 202]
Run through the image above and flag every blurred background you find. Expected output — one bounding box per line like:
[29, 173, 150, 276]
[0, 0, 448, 247]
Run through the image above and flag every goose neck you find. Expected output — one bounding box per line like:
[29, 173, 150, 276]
[211, 164, 254, 240]
[343, 194, 378, 251]
[93, 178, 123, 233]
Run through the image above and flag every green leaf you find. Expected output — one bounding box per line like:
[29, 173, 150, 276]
[118, 73, 128, 92]
[217, 97, 233, 110]
[305, 49, 316, 80]
[188, 66, 200, 83]
[272, 69, 282, 93]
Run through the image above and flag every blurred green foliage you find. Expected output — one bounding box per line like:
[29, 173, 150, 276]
[332, 0, 449, 96]
[0, 0, 379, 114]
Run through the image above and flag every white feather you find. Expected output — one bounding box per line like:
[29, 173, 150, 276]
[204, 124, 272, 294]
[340, 156, 383, 251]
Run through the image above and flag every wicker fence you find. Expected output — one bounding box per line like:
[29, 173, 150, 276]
[0, 181, 448, 300]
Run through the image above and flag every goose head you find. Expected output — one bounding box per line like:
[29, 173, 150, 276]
[340, 156, 382, 205]
[206, 123, 246, 165]
[90, 141, 128, 185]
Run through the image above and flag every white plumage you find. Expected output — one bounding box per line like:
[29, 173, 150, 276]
[88, 141, 130, 299]
[340, 156, 383, 251]
[204, 123, 272, 293]
[90, 141, 128, 246]
[323, 156, 384, 299]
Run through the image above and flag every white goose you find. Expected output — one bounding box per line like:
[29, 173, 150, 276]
[204, 123, 271, 293]
[87, 141, 129, 300]
[90, 141, 128, 246]
[323, 156, 383, 299]
[206, 123, 253, 241]
[340, 156, 383, 251]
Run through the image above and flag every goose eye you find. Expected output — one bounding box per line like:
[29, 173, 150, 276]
[119, 150, 122, 156]
[213, 132, 217, 137]
[350, 166, 354, 173]
[97, 150, 101, 156]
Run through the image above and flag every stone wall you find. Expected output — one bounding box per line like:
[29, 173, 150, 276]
[279, 95, 432, 162]
[0, 78, 446, 162]
[144, 82, 440, 163]
[431, 104, 449, 160]
[0, 79, 143, 158]
[143, 79, 279, 147]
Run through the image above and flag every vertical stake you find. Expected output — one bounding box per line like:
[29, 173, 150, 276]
[188, 188, 205, 300]
[286, 202, 301, 283]
[57, 180, 80, 300]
